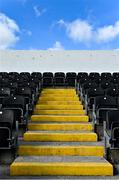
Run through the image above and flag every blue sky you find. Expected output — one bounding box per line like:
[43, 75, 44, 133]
[0, 0, 119, 50]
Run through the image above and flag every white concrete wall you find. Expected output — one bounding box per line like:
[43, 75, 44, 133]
[0, 50, 119, 73]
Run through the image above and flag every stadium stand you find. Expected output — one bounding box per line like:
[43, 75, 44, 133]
[2, 71, 119, 177]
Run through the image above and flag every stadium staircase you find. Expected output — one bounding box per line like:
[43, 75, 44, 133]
[10, 88, 113, 176]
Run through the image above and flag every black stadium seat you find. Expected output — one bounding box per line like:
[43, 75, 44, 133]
[93, 96, 118, 125]
[101, 72, 112, 80]
[42, 77, 53, 87]
[105, 110, 119, 148]
[0, 87, 11, 97]
[89, 72, 100, 80]
[0, 109, 18, 149]
[106, 87, 119, 97]
[31, 72, 42, 80]
[43, 72, 53, 78]
[2, 96, 28, 126]
[66, 72, 77, 79]
[65, 77, 76, 87]
[54, 72, 65, 78]
[85, 87, 105, 110]
[54, 77, 65, 87]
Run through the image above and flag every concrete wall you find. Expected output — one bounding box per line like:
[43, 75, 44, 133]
[0, 50, 119, 73]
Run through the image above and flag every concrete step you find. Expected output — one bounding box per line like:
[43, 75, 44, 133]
[37, 101, 82, 105]
[35, 104, 83, 110]
[18, 145, 104, 156]
[39, 97, 79, 101]
[28, 122, 93, 131]
[33, 109, 86, 115]
[23, 131, 97, 142]
[10, 156, 113, 176]
[31, 115, 89, 122]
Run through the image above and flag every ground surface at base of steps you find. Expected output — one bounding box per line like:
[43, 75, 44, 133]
[23, 131, 97, 142]
[10, 156, 113, 176]
[28, 122, 93, 131]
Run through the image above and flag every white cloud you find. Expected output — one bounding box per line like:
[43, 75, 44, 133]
[0, 13, 20, 50]
[58, 19, 93, 43]
[33, 6, 46, 17]
[96, 21, 119, 42]
[48, 41, 65, 51]
[58, 19, 119, 44]
[22, 29, 32, 36]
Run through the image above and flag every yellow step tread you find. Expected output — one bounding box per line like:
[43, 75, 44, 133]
[37, 101, 82, 105]
[39, 97, 79, 101]
[42, 89, 75, 91]
[40, 94, 78, 97]
[18, 145, 104, 156]
[10, 162, 113, 176]
[31, 115, 89, 122]
[28, 123, 93, 131]
[33, 109, 86, 115]
[35, 104, 83, 110]
[23, 132, 97, 142]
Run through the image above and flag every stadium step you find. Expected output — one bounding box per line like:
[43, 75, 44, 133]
[31, 115, 89, 122]
[37, 101, 81, 105]
[18, 144, 104, 156]
[10, 88, 113, 176]
[35, 104, 83, 110]
[39, 97, 79, 101]
[28, 122, 93, 131]
[10, 156, 113, 176]
[33, 109, 86, 115]
[23, 131, 97, 142]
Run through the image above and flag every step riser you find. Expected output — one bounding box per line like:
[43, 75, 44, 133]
[23, 133, 97, 142]
[33, 110, 86, 115]
[31, 116, 89, 122]
[18, 146, 104, 156]
[28, 124, 93, 131]
[10, 163, 113, 176]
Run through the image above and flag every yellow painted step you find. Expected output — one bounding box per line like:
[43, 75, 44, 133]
[10, 162, 113, 176]
[28, 123, 93, 131]
[35, 104, 83, 110]
[33, 109, 86, 115]
[41, 92, 76, 95]
[42, 89, 75, 92]
[18, 145, 104, 156]
[31, 115, 89, 122]
[40, 94, 78, 98]
[37, 101, 81, 105]
[23, 132, 97, 142]
[39, 97, 79, 101]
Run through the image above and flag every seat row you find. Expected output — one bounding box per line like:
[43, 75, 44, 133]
[1, 72, 119, 78]
[0, 74, 42, 151]
[77, 78, 119, 157]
